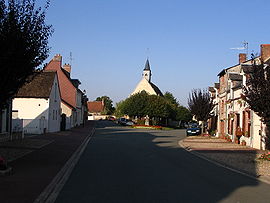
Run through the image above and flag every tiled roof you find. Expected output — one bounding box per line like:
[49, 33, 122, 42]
[16, 72, 56, 98]
[87, 101, 104, 113]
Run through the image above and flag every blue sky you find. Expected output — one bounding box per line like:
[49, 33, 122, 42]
[42, 0, 270, 106]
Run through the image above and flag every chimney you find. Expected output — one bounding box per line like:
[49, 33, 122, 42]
[63, 63, 71, 73]
[239, 53, 247, 64]
[53, 54, 62, 62]
[261, 44, 270, 62]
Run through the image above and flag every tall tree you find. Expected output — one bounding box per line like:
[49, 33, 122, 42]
[243, 60, 270, 149]
[188, 89, 214, 133]
[96, 96, 114, 115]
[164, 91, 178, 106]
[0, 0, 53, 108]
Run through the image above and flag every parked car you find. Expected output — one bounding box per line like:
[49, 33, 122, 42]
[186, 123, 201, 136]
[125, 120, 134, 126]
[117, 117, 127, 125]
[117, 118, 134, 126]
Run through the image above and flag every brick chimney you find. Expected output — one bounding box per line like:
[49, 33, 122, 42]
[63, 63, 71, 73]
[53, 54, 62, 62]
[239, 53, 247, 64]
[261, 44, 270, 62]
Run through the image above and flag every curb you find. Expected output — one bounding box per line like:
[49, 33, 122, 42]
[34, 127, 96, 203]
[178, 140, 270, 185]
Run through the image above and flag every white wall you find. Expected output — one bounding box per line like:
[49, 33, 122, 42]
[13, 98, 49, 120]
[48, 76, 61, 133]
[13, 98, 49, 134]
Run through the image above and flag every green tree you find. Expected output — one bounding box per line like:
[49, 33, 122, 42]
[96, 96, 114, 115]
[0, 0, 53, 108]
[176, 106, 192, 122]
[164, 91, 192, 122]
[121, 91, 149, 117]
[188, 88, 214, 133]
[164, 91, 178, 106]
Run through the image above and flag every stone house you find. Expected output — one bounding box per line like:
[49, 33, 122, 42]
[216, 44, 270, 150]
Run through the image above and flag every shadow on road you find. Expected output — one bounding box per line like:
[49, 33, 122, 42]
[56, 120, 270, 203]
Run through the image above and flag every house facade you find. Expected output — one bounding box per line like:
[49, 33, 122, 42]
[87, 101, 105, 120]
[44, 54, 86, 130]
[12, 71, 61, 134]
[213, 44, 270, 150]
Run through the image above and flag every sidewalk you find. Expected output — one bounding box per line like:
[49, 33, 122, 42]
[179, 136, 270, 183]
[0, 121, 95, 203]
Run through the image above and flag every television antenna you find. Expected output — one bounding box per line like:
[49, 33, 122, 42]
[69, 52, 74, 66]
[230, 41, 248, 55]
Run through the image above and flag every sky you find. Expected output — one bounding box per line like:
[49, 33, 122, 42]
[41, 0, 270, 106]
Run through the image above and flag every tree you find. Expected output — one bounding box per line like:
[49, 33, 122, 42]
[188, 89, 214, 133]
[96, 96, 114, 115]
[175, 106, 192, 122]
[0, 0, 53, 108]
[243, 60, 270, 149]
[164, 91, 192, 123]
[115, 91, 174, 125]
[164, 91, 178, 106]
[121, 91, 149, 117]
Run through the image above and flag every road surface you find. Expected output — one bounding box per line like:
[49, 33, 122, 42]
[56, 120, 270, 203]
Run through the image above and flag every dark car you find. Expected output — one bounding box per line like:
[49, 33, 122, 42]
[186, 124, 201, 136]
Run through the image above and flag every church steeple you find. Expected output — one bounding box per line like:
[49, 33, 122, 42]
[142, 59, 151, 82]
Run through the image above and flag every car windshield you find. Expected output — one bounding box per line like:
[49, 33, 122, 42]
[189, 124, 198, 128]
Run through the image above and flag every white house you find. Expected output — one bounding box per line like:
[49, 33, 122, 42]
[12, 71, 61, 134]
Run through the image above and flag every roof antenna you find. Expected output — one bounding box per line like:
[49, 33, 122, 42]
[69, 52, 74, 66]
[230, 41, 249, 56]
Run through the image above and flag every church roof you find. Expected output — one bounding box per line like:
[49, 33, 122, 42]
[150, 82, 163, 96]
[144, 59, 151, 70]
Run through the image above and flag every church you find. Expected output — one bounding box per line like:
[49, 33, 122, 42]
[131, 59, 163, 96]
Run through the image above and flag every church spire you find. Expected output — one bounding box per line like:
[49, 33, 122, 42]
[144, 59, 151, 71]
[142, 59, 151, 82]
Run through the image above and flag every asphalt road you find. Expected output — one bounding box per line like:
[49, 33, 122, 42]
[56, 121, 270, 203]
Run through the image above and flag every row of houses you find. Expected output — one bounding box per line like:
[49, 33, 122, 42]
[208, 44, 270, 150]
[0, 54, 88, 138]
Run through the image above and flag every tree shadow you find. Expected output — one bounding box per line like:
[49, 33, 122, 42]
[56, 121, 270, 203]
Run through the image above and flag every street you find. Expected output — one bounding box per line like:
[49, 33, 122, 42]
[56, 121, 270, 203]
